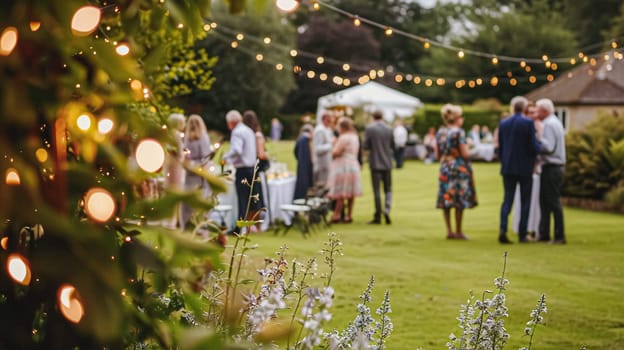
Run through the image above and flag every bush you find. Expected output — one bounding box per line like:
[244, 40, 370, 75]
[563, 112, 624, 199]
[412, 104, 504, 137]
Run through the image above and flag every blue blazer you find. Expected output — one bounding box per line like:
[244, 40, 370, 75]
[498, 113, 541, 176]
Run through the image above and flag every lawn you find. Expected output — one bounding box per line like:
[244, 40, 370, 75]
[242, 140, 624, 349]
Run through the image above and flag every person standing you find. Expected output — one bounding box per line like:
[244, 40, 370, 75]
[243, 110, 269, 232]
[223, 110, 261, 234]
[535, 98, 567, 244]
[313, 112, 335, 188]
[270, 118, 283, 141]
[327, 117, 362, 223]
[363, 111, 394, 225]
[497, 96, 542, 244]
[293, 124, 314, 200]
[163, 113, 186, 229]
[180, 114, 213, 230]
[392, 119, 408, 169]
[435, 104, 477, 240]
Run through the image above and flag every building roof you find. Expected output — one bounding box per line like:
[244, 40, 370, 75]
[526, 52, 624, 105]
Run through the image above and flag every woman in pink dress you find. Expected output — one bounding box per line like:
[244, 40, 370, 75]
[327, 117, 362, 223]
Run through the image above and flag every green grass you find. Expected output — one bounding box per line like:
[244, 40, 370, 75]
[247, 140, 624, 349]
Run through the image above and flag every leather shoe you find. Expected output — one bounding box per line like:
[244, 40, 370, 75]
[498, 235, 513, 244]
[367, 219, 381, 225]
[384, 214, 391, 225]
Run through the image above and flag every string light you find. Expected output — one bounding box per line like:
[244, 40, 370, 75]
[5, 168, 20, 185]
[236, 33, 244, 40]
[342, 63, 350, 71]
[384, 27, 393, 36]
[84, 188, 116, 222]
[70, 6, 101, 36]
[76, 113, 92, 131]
[306, 70, 315, 78]
[394, 74, 403, 83]
[231, 41, 238, 48]
[423, 41, 430, 49]
[276, 0, 299, 13]
[570, 58, 576, 65]
[263, 37, 271, 44]
[289, 49, 298, 57]
[491, 57, 499, 65]
[29, 22, 41, 32]
[35, 148, 48, 162]
[0, 27, 18, 56]
[58, 284, 85, 323]
[424, 79, 433, 87]
[319, 73, 328, 81]
[458, 50, 465, 59]
[612, 41, 618, 49]
[0, 237, 7, 250]
[115, 43, 130, 56]
[353, 16, 361, 27]
[312, 1, 320, 10]
[97, 118, 114, 134]
[316, 56, 324, 64]
[275, 63, 284, 70]
[255, 53, 264, 61]
[7, 254, 31, 286]
[135, 139, 165, 173]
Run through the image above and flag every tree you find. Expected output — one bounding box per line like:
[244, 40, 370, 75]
[281, 15, 381, 114]
[417, 0, 577, 103]
[0, 0, 247, 348]
[185, 0, 296, 133]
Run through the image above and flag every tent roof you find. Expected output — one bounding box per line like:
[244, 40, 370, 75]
[316, 81, 423, 121]
[526, 51, 624, 105]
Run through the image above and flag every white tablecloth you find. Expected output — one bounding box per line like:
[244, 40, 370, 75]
[470, 144, 496, 162]
[512, 174, 541, 233]
[210, 175, 296, 230]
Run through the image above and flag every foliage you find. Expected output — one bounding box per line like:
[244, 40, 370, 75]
[0, 0, 246, 348]
[418, 0, 577, 104]
[411, 104, 505, 137]
[186, 0, 296, 133]
[563, 111, 624, 199]
[282, 15, 381, 114]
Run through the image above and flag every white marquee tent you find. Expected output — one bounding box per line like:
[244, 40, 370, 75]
[315, 81, 424, 122]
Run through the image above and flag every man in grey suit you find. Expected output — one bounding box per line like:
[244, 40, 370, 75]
[363, 111, 395, 224]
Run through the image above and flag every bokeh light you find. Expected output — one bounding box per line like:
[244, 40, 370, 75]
[0, 27, 18, 56]
[276, 0, 299, 12]
[97, 118, 114, 134]
[84, 188, 116, 222]
[76, 114, 92, 131]
[58, 284, 85, 323]
[71, 6, 101, 36]
[7, 253, 31, 285]
[135, 139, 165, 173]
[5, 168, 20, 185]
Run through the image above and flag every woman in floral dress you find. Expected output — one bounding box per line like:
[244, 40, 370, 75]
[327, 117, 362, 223]
[435, 104, 478, 240]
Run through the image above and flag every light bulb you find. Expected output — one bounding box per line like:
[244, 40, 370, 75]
[84, 187, 116, 222]
[29, 22, 41, 32]
[458, 50, 465, 59]
[354, 17, 361, 27]
[98, 118, 114, 134]
[35, 148, 48, 163]
[115, 43, 130, 56]
[76, 114, 92, 131]
[135, 139, 165, 173]
[0, 27, 18, 56]
[71, 6, 101, 36]
[58, 284, 85, 323]
[491, 57, 498, 65]
[7, 253, 31, 285]
[5, 168, 20, 185]
[276, 0, 299, 13]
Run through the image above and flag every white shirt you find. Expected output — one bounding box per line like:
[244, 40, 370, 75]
[224, 122, 257, 168]
[393, 125, 408, 148]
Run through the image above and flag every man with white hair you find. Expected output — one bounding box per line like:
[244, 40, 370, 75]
[535, 98, 567, 244]
[223, 110, 261, 233]
[497, 96, 542, 244]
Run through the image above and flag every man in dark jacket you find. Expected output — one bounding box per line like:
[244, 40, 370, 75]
[293, 124, 314, 200]
[363, 111, 395, 224]
[498, 96, 542, 243]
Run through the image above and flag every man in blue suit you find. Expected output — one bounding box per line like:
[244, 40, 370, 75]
[498, 96, 542, 244]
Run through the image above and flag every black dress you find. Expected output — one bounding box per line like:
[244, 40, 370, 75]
[293, 133, 313, 200]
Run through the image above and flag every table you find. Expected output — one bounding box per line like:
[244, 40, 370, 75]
[210, 175, 296, 231]
[512, 174, 541, 234]
[470, 144, 496, 162]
